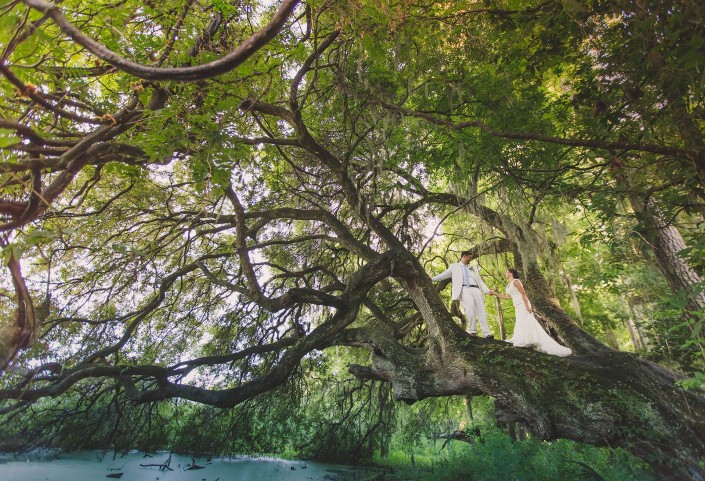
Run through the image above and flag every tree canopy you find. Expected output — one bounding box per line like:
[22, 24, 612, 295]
[1, 1, 704, 479]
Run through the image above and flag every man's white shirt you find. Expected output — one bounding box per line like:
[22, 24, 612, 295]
[431, 262, 490, 300]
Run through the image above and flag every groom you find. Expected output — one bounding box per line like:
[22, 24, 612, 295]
[431, 251, 496, 338]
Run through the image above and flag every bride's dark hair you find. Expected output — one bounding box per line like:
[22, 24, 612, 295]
[508, 268, 520, 279]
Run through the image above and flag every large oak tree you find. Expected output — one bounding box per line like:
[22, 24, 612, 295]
[1, 1, 704, 479]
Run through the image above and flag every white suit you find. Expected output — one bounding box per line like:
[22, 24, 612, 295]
[432, 262, 493, 337]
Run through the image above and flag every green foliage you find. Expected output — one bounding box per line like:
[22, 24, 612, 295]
[380, 432, 656, 481]
[382, 435, 655, 481]
[0, 129, 20, 148]
[380, 397, 655, 481]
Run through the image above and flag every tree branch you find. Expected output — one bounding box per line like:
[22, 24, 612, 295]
[22, 0, 300, 81]
[374, 98, 700, 160]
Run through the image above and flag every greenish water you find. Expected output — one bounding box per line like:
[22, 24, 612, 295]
[0, 451, 363, 481]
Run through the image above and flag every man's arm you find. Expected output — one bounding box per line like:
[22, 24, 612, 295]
[431, 265, 453, 282]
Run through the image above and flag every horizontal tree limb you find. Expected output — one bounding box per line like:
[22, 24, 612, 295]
[22, 0, 300, 81]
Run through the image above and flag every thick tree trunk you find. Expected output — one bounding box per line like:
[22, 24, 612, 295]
[632, 197, 705, 312]
[349, 329, 705, 480]
[344, 252, 705, 480]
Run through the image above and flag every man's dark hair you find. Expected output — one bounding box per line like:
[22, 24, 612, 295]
[460, 250, 473, 258]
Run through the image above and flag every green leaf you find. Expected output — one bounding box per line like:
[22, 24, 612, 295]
[2, 243, 23, 266]
[24, 229, 60, 246]
[111, 243, 128, 254]
[0, 128, 21, 148]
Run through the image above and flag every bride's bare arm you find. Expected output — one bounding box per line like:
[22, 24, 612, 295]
[491, 291, 511, 300]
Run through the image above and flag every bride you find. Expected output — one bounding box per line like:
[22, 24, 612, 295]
[493, 269, 572, 357]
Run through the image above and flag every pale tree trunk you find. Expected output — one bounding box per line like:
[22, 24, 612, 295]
[621, 292, 646, 350]
[625, 316, 645, 350]
[495, 296, 506, 340]
[561, 269, 583, 323]
[604, 330, 620, 350]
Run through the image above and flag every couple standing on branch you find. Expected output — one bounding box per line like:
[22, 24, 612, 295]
[432, 251, 571, 357]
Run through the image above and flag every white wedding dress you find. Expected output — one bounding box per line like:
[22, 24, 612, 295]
[507, 281, 572, 357]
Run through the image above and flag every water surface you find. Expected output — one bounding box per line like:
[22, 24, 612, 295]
[0, 451, 361, 481]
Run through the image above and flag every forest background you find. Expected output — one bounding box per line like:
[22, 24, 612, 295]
[0, 0, 704, 480]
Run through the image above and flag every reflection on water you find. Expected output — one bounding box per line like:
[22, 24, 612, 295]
[0, 451, 362, 481]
